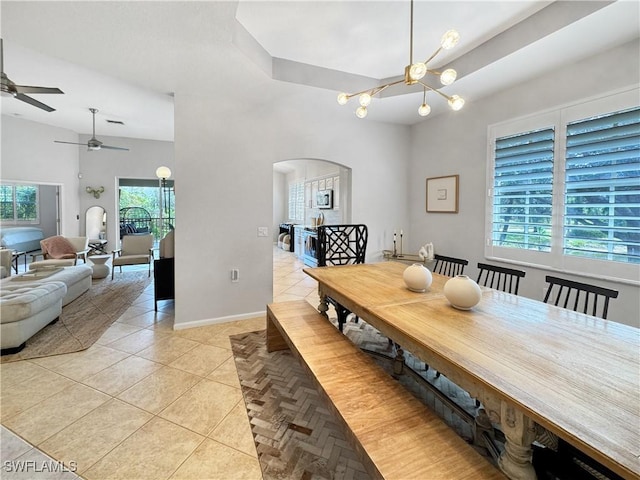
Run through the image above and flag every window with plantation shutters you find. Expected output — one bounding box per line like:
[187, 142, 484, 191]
[288, 181, 304, 222]
[486, 88, 640, 284]
[492, 128, 554, 252]
[564, 107, 640, 264]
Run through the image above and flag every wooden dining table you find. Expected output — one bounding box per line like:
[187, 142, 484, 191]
[303, 261, 640, 480]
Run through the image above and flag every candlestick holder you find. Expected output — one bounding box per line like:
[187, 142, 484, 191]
[399, 233, 403, 257]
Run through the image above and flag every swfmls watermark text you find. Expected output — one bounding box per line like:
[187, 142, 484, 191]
[3, 460, 78, 473]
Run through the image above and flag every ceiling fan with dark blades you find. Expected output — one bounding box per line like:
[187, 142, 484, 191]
[55, 108, 129, 151]
[0, 38, 63, 112]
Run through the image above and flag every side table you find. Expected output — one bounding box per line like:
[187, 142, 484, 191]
[11, 251, 26, 273]
[154, 257, 174, 310]
[88, 239, 108, 255]
[382, 250, 435, 268]
[90, 255, 111, 279]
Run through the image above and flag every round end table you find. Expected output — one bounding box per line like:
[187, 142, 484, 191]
[90, 255, 111, 279]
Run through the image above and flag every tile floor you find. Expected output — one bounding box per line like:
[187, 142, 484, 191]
[1, 247, 317, 479]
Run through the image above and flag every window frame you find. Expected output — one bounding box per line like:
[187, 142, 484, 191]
[288, 180, 304, 223]
[0, 182, 40, 225]
[485, 87, 640, 285]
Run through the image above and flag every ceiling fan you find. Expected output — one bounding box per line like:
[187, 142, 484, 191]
[0, 38, 63, 112]
[55, 108, 129, 151]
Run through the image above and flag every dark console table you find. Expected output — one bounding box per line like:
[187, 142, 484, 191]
[154, 257, 174, 311]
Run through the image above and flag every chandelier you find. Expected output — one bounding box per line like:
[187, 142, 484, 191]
[337, 0, 464, 119]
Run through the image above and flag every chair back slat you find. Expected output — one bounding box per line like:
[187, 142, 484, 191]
[317, 225, 368, 267]
[543, 275, 618, 320]
[433, 254, 468, 277]
[476, 262, 526, 295]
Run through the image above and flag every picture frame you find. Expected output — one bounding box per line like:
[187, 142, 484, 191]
[426, 174, 459, 213]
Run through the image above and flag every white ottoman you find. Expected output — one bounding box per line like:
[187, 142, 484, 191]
[0, 281, 67, 353]
[5, 265, 92, 306]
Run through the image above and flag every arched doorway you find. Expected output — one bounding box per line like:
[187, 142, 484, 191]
[272, 159, 352, 302]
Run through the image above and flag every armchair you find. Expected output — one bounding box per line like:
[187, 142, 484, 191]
[29, 236, 89, 270]
[112, 234, 154, 279]
[0, 248, 12, 279]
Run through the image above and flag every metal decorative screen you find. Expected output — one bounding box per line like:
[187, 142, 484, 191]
[317, 224, 368, 267]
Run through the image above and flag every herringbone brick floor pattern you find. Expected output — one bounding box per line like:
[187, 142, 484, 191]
[230, 317, 484, 480]
[231, 330, 371, 480]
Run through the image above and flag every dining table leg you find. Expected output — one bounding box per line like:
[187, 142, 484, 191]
[498, 401, 537, 480]
[317, 290, 329, 318]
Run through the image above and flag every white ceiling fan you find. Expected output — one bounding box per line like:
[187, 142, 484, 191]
[0, 38, 64, 112]
[55, 108, 129, 151]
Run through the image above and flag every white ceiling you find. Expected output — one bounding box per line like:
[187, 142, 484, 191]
[1, 1, 638, 142]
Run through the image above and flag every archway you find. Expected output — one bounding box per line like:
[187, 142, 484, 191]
[272, 158, 352, 302]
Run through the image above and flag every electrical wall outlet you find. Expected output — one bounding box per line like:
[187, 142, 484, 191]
[257, 227, 268, 237]
[231, 269, 239, 282]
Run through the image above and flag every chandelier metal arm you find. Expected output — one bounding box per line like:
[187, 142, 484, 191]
[372, 79, 405, 96]
[336, 0, 464, 118]
[344, 78, 405, 100]
[423, 46, 443, 67]
[417, 80, 452, 101]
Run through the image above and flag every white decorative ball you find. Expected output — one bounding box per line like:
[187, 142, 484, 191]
[403, 263, 433, 292]
[443, 275, 482, 310]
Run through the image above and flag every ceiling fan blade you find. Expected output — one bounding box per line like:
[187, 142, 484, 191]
[14, 85, 64, 95]
[100, 145, 130, 151]
[54, 140, 86, 146]
[15, 93, 56, 112]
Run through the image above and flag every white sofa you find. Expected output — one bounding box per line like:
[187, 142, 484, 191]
[0, 265, 92, 354]
[0, 281, 67, 354]
[40, 265, 93, 306]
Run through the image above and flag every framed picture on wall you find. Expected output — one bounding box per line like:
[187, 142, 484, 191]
[426, 175, 459, 213]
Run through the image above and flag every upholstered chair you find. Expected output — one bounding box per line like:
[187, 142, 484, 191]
[159, 229, 174, 258]
[111, 234, 154, 279]
[29, 236, 89, 270]
[0, 248, 12, 278]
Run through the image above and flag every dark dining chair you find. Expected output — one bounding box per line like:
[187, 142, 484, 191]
[476, 262, 526, 295]
[433, 254, 468, 276]
[317, 224, 368, 332]
[469, 262, 527, 407]
[426, 253, 469, 380]
[543, 275, 619, 320]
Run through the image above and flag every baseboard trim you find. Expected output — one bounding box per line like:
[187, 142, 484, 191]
[173, 310, 266, 330]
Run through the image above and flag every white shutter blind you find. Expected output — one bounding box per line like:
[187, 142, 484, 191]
[288, 182, 305, 222]
[295, 182, 304, 221]
[492, 127, 554, 252]
[564, 107, 640, 263]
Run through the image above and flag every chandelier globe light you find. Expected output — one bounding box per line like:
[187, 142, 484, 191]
[337, 0, 464, 119]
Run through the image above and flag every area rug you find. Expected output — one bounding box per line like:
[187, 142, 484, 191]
[230, 319, 482, 479]
[1, 271, 151, 363]
[230, 330, 371, 480]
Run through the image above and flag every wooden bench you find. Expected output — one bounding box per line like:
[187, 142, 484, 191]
[266, 300, 505, 480]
